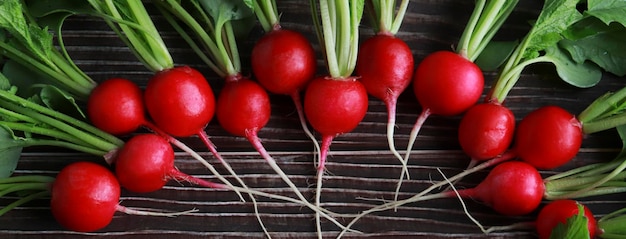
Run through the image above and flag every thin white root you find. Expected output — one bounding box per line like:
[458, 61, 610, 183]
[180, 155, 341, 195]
[436, 168, 486, 233]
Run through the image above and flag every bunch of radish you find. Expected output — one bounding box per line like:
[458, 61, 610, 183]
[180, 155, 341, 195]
[153, 0, 352, 235]
[399, 0, 518, 197]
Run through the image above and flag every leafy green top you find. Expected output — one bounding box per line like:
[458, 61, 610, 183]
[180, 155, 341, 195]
[311, 0, 364, 79]
[0, 0, 96, 99]
[488, 0, 626, 103]
[153, 0, 254, 78]
[548, 203, 591, 239]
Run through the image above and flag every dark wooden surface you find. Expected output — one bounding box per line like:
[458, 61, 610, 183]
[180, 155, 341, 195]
[1, 1, 625, 238]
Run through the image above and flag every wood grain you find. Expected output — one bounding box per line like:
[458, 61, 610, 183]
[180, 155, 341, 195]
[1, 1, 625, 238]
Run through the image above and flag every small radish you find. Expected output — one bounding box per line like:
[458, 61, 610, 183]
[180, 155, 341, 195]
[458, 102, 515, 161]
[50, 161, 121, 232]
[514, 105, 582, 169]
[535, 200, 598, 239]
[401, 0, 519, 190]
[307, 0, 367, 235]
[87, 78, 145, 135]
[113, 134, 224, 193]
[216, 75, 271, 139]
[453, 161, 545, 216]
[144, 66, 215, 138]
[357, 1, 413, 197]
[51, 161, 192, 232]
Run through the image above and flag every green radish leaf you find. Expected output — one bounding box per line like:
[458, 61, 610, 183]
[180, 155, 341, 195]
[2, 60, 57, 98]
[560, 18, 626, 76]
[549, 204, 591, 239]
[523, 0, 583, 59]
[543, 45, 602, 88]
[586, 0, 626, 27]
[200, 0, 255, 22]
[616, 125, 626, 158]
[0, 0, 54, 63]
[38, 85, 85, 120]
[0, 126, 23, 178]
[242, 0, 254, 9]
[25, 0, 93, 17]
[475, 40, 518, 71]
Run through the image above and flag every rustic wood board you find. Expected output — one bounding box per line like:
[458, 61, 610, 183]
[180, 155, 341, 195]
[1, 1, 625, 238]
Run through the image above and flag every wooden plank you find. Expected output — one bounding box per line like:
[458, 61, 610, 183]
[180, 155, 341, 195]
[2, 1, 625, 238]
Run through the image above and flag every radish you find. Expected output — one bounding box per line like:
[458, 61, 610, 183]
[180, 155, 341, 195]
[535, 200, 598, 239]
[357, 0, 413, 198]
[308, 0, 366, 236]
[402, 0, 519, 193]
[458, 102, 515, 161]
[113, 134, 224, 193]
[87, 78, 146, 136]
[249, 0, 320, 156]
[51, 161, 193, 232]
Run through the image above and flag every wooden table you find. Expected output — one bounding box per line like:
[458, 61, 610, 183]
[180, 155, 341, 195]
[1, 1, 624, 238]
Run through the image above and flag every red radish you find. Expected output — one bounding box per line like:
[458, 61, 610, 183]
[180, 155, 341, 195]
[216, 76, 271, 138]
[514, 105, 583, 169]
[51, 161, 192, 232]
[144, 66, 215, 138]
[356, 34, 413, 182]
[307, 1, 366, 235]
[50, 161, 120, 232]
[252, 28, 316, 96]
[400, 0, 519, 194]
[536, 200, 598, 239]
[114, 134, 224, 193]
[87, 78, 145, 135]
[304, 76, 369, 175]
[451, 161, 545, 216]
[304, 77, 368, 138]
[250, 4, 321, 161]
[458, 102, 515, 161]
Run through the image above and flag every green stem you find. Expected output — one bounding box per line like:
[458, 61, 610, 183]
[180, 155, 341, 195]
[0, 98, 121, 152]
[0, 183, 50, 198]
[389, 0, 409, 34]
[457, 0, 486, 58]
[466, 0, 518, 61]
[152, 2, 225, 77]
[0, 42, 93, 98]
[492, 55, 551, 103]
[0, 190, 50, 217]
[253, 0, 279, 31]
[0, 175, 55, 184]
[319, 0, 340, 77]
[224, 21, 241, 74]
[598, 208, 626, 237]
[0, 121, 96, 149]
[0, 91, 124, 148]
[126, 0, 174, 71]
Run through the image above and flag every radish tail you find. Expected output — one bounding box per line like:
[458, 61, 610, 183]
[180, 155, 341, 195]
[246, 132, 311, 206]
[168, 168, 226, 189]
[337, 150, 517, 237]
[142, 122, 246, 201]
[197, 130, 271, 237]
[395, 108, 431, 201]
[115, 204, 198, 217]
[290, 91, 321, 165]
[443, 158, 480, 191]
[315, 135, 334, 239]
